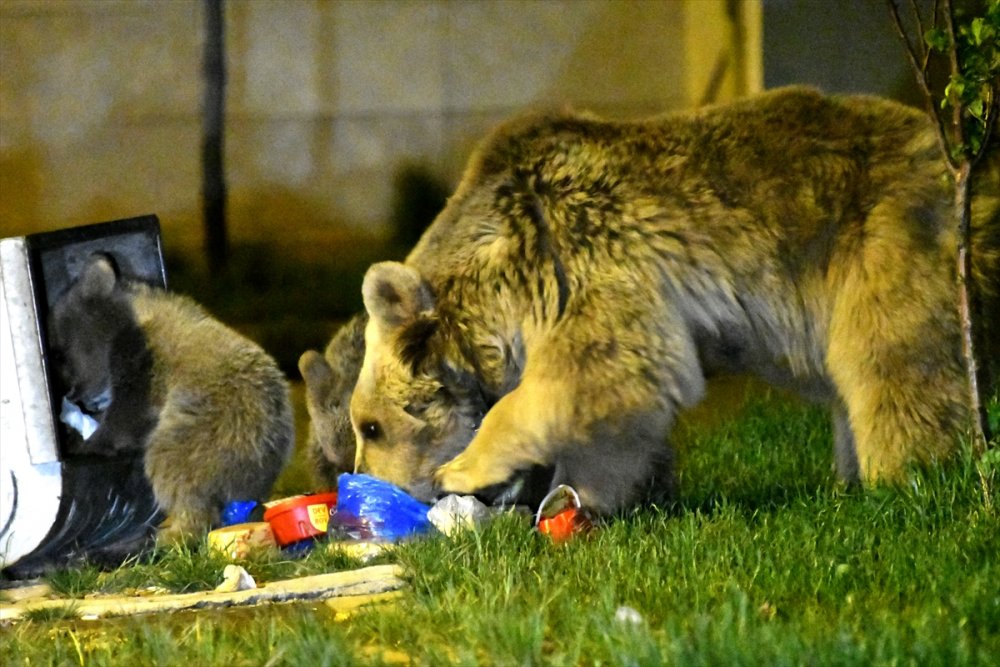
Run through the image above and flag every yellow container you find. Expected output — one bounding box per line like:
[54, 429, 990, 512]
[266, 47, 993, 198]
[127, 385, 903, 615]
[208, 522, 277, 559]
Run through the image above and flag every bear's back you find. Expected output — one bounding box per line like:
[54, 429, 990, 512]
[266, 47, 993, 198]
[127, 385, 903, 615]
[128, 285, 284, 399]
[409, 87, 945, 279]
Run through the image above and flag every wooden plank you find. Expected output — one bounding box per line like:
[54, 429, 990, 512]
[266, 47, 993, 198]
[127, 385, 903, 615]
[0, 564, 404, 621]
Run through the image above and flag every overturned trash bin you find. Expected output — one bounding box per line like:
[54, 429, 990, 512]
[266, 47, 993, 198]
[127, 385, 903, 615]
[1, 215, 166, 578]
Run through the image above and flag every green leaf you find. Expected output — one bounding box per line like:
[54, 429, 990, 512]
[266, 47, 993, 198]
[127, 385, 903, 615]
[968, 134, 982, 156]
[944, 78, 966, 105]
[969, 18, 984, 45]
[968, 97, 985, 120]
[924, 27, 949, 52]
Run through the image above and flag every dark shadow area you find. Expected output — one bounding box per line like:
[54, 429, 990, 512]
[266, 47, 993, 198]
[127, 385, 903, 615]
[165, 242, 380, 378]
[165, 163, 450, 377]
[390, 162, 451, 251]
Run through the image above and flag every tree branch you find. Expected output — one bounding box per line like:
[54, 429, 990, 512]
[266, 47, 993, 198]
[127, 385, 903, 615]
[942, 0, 965, 164]
[910, 0, 931, 70]
[886, 0, 955, 170]
[888, 1, 929, 90]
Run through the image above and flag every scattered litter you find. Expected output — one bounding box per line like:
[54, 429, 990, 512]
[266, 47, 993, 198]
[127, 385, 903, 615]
[535, 485, 592, 542]
[207, 477, 596, 565]
[207, 522, 276, 559]
[213, 565, 257, 593]
[614, 605, 644, 626]
[330, 474, 432, 542]
[59, 396, 99, 440]
[221, 500, 263, 526]
[281, 537, 320, 555]
[263, 492, 338, 547]
[427, 494, 493, 536]
[265, 494, 305, 506]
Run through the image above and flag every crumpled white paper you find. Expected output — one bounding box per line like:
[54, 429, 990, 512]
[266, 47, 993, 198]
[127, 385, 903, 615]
[214, 564, 257, 592]
[60, 396, 99, 440]
[614, 605, 644, 626]
[427, 494, 493, 536]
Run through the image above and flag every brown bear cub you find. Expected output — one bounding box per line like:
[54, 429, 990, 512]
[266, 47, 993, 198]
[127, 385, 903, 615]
[298, 314, 367, 489]
[347, 87, 999, 514]
[49, 255, 295, 542]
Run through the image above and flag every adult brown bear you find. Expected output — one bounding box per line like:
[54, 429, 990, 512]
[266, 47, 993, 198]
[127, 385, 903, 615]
[345, 87, 999, 514]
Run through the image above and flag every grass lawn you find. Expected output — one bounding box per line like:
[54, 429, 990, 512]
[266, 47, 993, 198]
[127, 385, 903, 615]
[2, 388, 998, 666]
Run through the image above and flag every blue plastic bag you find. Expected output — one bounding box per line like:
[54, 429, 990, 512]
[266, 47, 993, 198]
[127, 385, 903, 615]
[221, 499, 260, 526]
[331, 473, 432, 541]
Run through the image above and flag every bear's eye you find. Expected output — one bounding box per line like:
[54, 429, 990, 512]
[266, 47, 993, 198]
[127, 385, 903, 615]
[360, 420, 382, 441]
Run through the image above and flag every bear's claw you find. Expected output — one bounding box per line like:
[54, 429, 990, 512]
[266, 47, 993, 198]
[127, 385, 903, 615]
[434, 452, 515, 495]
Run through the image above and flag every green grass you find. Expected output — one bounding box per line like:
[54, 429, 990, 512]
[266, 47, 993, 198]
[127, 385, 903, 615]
[3, 391, 998, 666]
[18, 604, 80, 624]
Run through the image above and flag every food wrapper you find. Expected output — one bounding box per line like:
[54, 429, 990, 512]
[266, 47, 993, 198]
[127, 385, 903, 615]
[60, 396, 99, 440]
[214, 564, 257, 592]
[330, 473, 431, 541]
[221, 500, 263, 526]
[427, 494, 493, 536]
[207, 522, 277, 559]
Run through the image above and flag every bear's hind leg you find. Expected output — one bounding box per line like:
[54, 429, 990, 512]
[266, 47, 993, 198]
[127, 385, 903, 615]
[828, 285, 967, 481]
[143, 402, 222, 543]
[832, 401, 860, 483]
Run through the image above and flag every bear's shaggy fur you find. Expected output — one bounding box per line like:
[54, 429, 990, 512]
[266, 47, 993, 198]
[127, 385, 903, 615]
[347, 87, 999, 513]
[49, 256, 295, 540]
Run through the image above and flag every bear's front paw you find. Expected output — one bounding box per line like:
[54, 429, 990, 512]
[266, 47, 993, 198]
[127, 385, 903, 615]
[434, 451, 514, 496]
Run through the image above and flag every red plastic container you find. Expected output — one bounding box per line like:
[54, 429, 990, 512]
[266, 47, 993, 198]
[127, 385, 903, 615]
[538, 508, 589, 542]
[535, 485, 592, 542]
[263, 492, 338, 546]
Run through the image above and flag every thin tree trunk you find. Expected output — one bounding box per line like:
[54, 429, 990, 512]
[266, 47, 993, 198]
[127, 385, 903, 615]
[886, 0, 992, 453]
[953, 160, 989, 453]
[202, 0, 227, 275]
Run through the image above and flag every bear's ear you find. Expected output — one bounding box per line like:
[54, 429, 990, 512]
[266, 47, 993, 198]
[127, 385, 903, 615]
[299, 350, 334, 402]
[396, 315, 438, 375]
[361, 262, 434, 332]
[79, 255, 119, 299]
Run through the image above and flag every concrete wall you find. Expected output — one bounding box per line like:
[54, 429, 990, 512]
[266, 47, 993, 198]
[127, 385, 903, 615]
[763, 0, 920, 103]
[0, 0, 760, 261]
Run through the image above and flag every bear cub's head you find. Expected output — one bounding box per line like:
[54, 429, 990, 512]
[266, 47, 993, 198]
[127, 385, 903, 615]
[48, 255, 137, 415]
[298, 314, 367, 488]
[350, 261, 489, 502]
